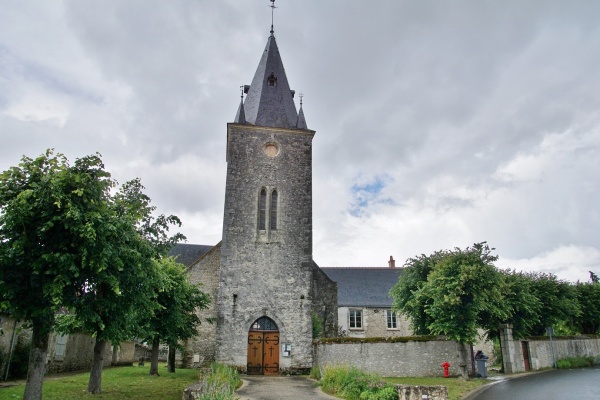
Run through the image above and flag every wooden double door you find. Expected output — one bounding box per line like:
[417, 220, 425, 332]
[247, 331, 280, 375]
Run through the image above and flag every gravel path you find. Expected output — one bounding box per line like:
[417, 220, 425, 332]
[235, 375, 339, 400]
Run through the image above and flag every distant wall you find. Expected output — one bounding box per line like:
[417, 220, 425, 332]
[183, 243, 221, 368]
[314, 337, 494, 377]
[528, 337, 600, 370]
[46, 334, 136, 374]
[499, 325, 600, 373]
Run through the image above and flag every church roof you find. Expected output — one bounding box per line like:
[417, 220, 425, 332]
[321, 268, 404, 308]
[241, 33, 301, 129]
[168, 243, 213, 267]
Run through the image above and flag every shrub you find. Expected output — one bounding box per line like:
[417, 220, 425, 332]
[197, 363, 241, 400]
[556, 356, 594, 369]
[320, 365, 396, 400]
[310, 365, 322, 380]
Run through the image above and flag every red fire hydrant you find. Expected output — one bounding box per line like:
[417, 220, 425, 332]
[441, 361, 450, 378]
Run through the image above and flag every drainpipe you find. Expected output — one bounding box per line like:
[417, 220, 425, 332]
[4, 319, 18, 381]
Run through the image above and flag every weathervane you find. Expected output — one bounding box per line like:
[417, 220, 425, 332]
[240, 85, 245, 99]
[269, 0, 277, 34]
[299, 92, 304, 107]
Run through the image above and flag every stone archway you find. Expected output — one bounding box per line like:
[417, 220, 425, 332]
[247, 316, 280, 375]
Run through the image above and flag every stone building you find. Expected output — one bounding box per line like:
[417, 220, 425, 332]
[177, 25, 338, 375]
[322, 262, 412, 338]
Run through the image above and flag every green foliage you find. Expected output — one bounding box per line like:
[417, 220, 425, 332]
[197, 363, 241, 400]
[391, 242, 593, 343]
[320, 365, 396, 400]
[391, 242, 507, 345]
[556, 356, 594, 369]
[0, 150, 116, 336]
[142, 257, 210, 352]
[0, 150, 188, 393]
[312, 313, 323, 339]
[571, 282, 600, 334]
[526, 272, 580, 335]
[479, 269, 542, 340]
[389, 250, 448, 335]
[310, 365, 322, 380]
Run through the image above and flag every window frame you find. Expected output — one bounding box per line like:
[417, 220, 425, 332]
[54, 334, 68, 360]
[349, 309, 363, 330]
[385, 310, 398, 330]
[259, 189, 267, 230]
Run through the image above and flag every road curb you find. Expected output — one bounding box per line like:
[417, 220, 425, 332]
[461, 370, 551, 400]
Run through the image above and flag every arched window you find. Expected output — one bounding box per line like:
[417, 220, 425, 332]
[267, 73, 277, 87]
[250, 316, 279, 331]
[259, 189, 267, 230]
[270, 190, 278, 230]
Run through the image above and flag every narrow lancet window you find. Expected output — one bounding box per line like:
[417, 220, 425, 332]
[270, 190, 278, 230]
[267, 73, 277, 87]
[259, 189, 267, 230]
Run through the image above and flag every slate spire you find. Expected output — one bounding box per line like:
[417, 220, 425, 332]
[296, 93, 307, 129]
[234, 85, 246, 124]
[241, 33, 303, 129]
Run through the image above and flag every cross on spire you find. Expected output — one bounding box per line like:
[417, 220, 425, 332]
[269, 0, 277, 35]
[299, 92, 304, 107]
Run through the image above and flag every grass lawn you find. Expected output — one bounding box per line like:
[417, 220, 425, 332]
[385, 376, 489, 400]
[0, 365, 200, 400]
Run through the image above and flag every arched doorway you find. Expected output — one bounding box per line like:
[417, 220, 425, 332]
[247, 316, 280, 375]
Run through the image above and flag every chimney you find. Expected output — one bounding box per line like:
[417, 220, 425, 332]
[388, 256, 395, 268]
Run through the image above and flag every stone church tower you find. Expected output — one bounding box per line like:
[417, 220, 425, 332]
[183, 24, 337, 375]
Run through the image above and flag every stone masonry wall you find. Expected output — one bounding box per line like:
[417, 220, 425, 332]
[338, 307, 413, 338]
[523, 337, 600, 371]
[45, 334, 135, 374]
[311, 262, 338, 338]
[184, 243, 221, 368]
[314, 338, 494, 377]
[217, 123, 316, 372]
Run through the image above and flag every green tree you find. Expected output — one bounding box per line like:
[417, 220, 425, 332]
[389, 250, 449, 335]
[479, 269, 542, 340]
[57, 178, 185, 393]
[143, 257, 210, 376]
[0, 150, 120, 399]
[391, 243, 508, 378]
[571, 282, 600, 334]
[526, 272, 580, 336]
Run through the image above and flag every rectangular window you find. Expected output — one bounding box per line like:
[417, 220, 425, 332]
[55, 334, 68, 359]
[349, 309, 362, 329]
[386, 310, 397, 329]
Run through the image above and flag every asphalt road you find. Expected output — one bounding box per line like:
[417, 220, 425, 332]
[471, 368, 600, 400]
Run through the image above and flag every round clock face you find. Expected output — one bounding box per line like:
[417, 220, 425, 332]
[263, 143, 280, 157]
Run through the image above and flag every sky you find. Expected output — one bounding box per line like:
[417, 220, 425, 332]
[1, 1, 599, 283]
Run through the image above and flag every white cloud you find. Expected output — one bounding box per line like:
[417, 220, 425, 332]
[2, 1, 600, 282]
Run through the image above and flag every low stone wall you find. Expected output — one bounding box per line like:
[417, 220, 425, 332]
[397, 385, 448, 400]
[499, 325, 600, 373]
[524, 337, 600, 371]
[314, 337, 493, 377]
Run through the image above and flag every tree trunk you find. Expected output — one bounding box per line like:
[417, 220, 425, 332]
[88, 338, 108, 394]
[23, 321, 50, 400]
[469, 344, 475, 377]
[149, 339, 160, 376]
[167, 342, 176, 373]
[458, 342, 469, 380]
